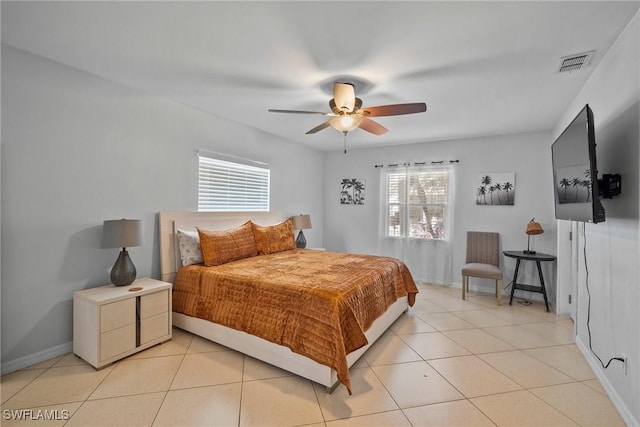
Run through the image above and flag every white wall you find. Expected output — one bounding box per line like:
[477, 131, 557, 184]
[552, 12, 639, 426]
[323, 131, 557, 300]
[0, 46, 325, 372]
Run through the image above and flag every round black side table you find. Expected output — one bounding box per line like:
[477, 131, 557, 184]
[503, 251, 557, 312]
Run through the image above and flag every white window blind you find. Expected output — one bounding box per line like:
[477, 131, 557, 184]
[198, 154, 270, 212]
[385, 167, 449, 240]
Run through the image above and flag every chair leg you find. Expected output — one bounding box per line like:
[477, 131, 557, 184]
[496, 279, 502, 305]
[462, 275, 467, 300]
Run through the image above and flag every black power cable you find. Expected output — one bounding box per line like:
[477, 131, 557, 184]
[582, 222, 625, 369]
[503, 279, 533, 306]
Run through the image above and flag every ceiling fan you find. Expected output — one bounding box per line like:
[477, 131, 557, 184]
[268, 82, 427, 136]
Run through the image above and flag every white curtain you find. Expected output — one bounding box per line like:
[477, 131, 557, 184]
[378, 163, 455, 285]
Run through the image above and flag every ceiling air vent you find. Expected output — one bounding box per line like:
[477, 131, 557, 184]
[557, 51, 595, 73]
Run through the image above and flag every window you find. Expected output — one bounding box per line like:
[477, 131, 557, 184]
[198, 153, 270, 212]
[385, 167, 449, 240]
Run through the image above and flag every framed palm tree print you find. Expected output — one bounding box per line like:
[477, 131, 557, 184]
[476, 172, 515, 205]
[340, 178, 365, 205]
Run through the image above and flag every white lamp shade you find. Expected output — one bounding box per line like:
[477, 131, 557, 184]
[102, 219, 144, 249]
[291, 214, 312, 230]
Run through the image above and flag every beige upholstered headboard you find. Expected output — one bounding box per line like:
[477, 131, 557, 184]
[158, 211, 283, 283]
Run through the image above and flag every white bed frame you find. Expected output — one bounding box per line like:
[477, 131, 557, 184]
[158, 211, 409, 392]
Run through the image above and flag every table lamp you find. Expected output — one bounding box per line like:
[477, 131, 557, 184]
[524, 218, 543, 254]
[102, 219, 144, 286]
[291, 214, 312, 248]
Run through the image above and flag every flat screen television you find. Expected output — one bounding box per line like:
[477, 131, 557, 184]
[551, 104, 606, 223]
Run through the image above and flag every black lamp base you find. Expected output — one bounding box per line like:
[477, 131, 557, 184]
[523, 235, 536, 255]
[295, 230, 307, 249]
[111, 249, 137, 286]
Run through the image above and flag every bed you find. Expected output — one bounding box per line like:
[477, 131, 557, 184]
[159, 211, 418, 393]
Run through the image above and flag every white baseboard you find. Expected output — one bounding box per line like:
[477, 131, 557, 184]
[1, 342, 72, 375]
[575, 336, 638, 427]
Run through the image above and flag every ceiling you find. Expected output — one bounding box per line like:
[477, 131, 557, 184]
[2, 1, 639, 151]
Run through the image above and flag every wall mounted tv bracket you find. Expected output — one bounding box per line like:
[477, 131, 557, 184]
[598, 173, 622, 198]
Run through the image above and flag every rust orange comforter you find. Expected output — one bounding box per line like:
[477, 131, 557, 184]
[172, 248, 418, 393]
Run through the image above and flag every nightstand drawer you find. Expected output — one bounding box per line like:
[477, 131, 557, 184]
[140, 312, 169, 344]
[101, 299, 136, 332]
[100, 323, 136, 361]
[140, 289, 169, 319]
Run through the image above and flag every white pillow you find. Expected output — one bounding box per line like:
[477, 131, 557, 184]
[177, 229, 203, 266]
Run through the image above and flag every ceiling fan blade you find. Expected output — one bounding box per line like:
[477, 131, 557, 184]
[305, 121, 332, 134]
[268, 109, 329, 115]
[360, 103, 427, 117]
[333, 82, 356, 112]
[359, 117, 388, 135]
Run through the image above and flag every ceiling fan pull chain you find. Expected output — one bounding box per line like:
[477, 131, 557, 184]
[343, 131, 348, 154]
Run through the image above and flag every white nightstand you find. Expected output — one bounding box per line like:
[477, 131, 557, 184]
[73, 278, 172, 368]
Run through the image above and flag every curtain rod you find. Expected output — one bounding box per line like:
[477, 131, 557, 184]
[374, 160, 459, 168]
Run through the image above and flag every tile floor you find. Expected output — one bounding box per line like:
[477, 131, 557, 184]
[1, 283, 625, 426]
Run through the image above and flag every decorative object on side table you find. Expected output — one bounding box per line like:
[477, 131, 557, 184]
[102, 219, 144, 286]
[523, 218, 543, 254]
[291, 214, 312, 248]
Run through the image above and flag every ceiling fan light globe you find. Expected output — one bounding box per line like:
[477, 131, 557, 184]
[330, 115, 362, 132]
